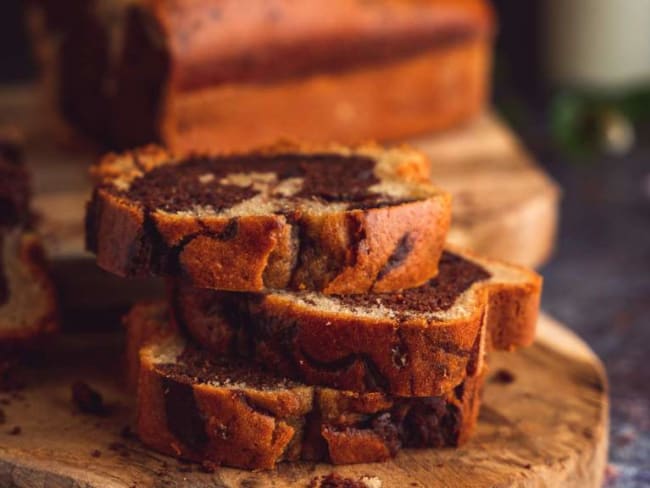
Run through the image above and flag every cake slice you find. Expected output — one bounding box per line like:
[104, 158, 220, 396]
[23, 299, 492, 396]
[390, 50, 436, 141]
[127, 302, 484, 470]
[173, 248, 541, 397]
[0, 130, 58, 360]
[87, 143, 451, 294]
[0, 230, 58, 345]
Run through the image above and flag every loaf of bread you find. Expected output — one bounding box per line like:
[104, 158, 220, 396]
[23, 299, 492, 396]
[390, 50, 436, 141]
[27, 0, 494, 152]
[0, 131, 58, 351]
[86, 143, 451, 294]
[127, 302, 484, 470]
[172, 248, 541, 397]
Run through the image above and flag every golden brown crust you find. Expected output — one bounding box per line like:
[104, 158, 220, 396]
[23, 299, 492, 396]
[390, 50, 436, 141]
[88, 142, 432, 185]
[87, 144, 451, 294]
[453, 246, 543, 351]
[137, 354, 485, 469]
[152, 0, 494, 91]
[162, 39, 491, 153]
[320, 428, 393, 465]
[29, 0, 493, 151]
[136, 361, 312, 470]
[144, 0, 493, 151]
[175, 286, 480, 397]
[122, 300, 173, 391]
[130, 302, 485, 470]
[172, 249, 541, 397]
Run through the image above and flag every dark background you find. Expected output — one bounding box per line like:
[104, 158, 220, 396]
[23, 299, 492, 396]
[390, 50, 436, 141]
[1, 1, 649, 486]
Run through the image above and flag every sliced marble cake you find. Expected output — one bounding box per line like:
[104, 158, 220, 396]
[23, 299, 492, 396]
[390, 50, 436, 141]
[86, 143, 450, 294]
[172, 247, 541, 397]
[0, 129, 57, 363]
[126, 302, 484, 470]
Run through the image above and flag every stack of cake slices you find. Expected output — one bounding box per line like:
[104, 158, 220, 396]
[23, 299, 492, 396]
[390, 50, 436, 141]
[86, 142, 541, 470]
[0, 129, 58, 379]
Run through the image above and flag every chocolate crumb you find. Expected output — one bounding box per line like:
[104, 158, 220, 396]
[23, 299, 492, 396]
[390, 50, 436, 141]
[72, 381, 107, 415]
[91, 449, 101, 458]
[7, 426, 21, 435]
[492, 369, 516, 384]
[108, 441, 131, 458]
[309, 473, 369, 488]
[336, 252, 491, 314]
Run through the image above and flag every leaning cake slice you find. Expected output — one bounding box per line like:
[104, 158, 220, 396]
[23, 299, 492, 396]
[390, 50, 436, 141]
[86, 143, 451, 294]
[173, 248, 541, 397]
[0, 231, 57, 345]
[127, 302, 484, 470]
[0, 130, 57, 354]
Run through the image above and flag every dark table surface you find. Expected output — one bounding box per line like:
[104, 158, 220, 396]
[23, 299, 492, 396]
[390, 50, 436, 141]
[530, 131, 650, 487]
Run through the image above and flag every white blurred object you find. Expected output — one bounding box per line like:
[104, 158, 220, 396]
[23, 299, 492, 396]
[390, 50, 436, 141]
[543, 0, 650, 90]
[601, 109, 635, 156]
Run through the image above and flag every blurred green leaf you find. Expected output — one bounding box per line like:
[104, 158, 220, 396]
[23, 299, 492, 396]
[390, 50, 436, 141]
[549, 92, 599, 159]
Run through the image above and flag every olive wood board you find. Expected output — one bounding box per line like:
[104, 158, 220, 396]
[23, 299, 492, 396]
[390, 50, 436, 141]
[0, 84, 559, 271]
[0, 314, 608, 488]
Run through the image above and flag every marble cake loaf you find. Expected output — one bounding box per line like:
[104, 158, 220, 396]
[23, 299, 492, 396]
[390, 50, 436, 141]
[127, 302, 485, 470]
[26, 0, 494, 152]
[0, 130, 58, 356]
[86, 143, 451, 294]
[172, 248, 541, 397]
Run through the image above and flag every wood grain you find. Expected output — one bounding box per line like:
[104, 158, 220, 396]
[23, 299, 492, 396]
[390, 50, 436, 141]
[411, 114, 560, 269]
[0, 85, 558, 269]
[0, 315, 607, 488]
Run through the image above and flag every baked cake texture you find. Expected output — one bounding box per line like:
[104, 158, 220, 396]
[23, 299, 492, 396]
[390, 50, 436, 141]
[86, 143, 451, 294]
[172, 248, 541, 396]
[127, 302, 484, 469]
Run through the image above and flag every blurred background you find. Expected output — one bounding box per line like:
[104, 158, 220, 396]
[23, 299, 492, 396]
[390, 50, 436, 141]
[0, 1, 649, 486]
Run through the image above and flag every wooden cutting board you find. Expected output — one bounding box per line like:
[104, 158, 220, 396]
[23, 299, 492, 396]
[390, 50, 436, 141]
[0, 84, 559, 270]
[0, 314, 608, 487]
